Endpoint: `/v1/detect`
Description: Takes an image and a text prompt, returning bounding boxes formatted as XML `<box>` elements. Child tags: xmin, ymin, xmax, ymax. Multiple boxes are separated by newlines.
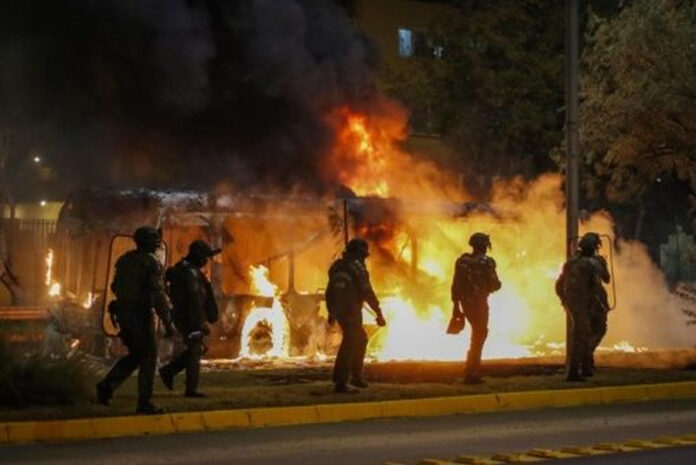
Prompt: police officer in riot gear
<box><xmin>159</xmin><ymin>240</ymin><xmax>220</xmax><ymax>397</ymax></box>
<box><xmin>556</xmin><ymin>232</ymin><xmax>610</xmax><ymax>381</ymax></box>
<box><xmin>326</xmin><ymin>238</ymin><xmax>386</xmax><ymax>393</ymax></box>
<box><xmin>451</xmin><ymin>232</ymin><xmax>501</xmax><ymax>384</ymax></box>
<box><xmin>96</xmin><ymin>226</ymin><xmax>174</xmax><ymax>414</ymax></box>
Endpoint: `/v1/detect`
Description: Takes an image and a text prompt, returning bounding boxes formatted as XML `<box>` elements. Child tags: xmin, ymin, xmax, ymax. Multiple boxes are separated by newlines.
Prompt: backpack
<box><xmin>562</xmin><ymin>256</ymin><xmax>596</xmax><ymax>307</ymax></box>
<box><xmin>325</xmin><ymin>259</ymin><xmax>359</xmax><ymax>317</ymax></box>
<box><xmin>111</xmin><ymin>250</ymin><xmax>149</xmax><ymax>303</ymax></box>
<box><xmin>453</xmin><ymin>254</ymin><xmax>494</xmax><ymax>301</ymax></box>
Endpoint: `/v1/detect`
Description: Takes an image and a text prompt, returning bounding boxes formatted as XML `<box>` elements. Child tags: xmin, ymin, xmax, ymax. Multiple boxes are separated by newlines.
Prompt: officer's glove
<box><xmin>375</xmin><ymin>313</ymin><xmax>386</xmax><ymax>327</ymax></box>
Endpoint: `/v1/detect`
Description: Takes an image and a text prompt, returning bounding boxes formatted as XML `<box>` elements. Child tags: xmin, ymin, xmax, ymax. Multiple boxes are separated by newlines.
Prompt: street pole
<box><xmin>565</xmin><ymin>0</ymin><xmax>580</xmax><ymax>365</ymax></box>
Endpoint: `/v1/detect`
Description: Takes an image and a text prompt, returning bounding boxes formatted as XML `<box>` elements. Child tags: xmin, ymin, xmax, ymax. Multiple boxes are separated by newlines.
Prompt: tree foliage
<box><xmin>382</xmin><ymin>0</ymin><xmax>565</xmax><ymax>193</ymax></box>
<box><xmin>581</xmin><ymin>0</ymin><xmax>696</xmax><ymax>203</ymax></box>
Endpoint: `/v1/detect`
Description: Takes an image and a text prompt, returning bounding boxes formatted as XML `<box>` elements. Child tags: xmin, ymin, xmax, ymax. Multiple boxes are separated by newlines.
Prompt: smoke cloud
<box><xmin>0</xmin><ymin>0</ymin><xmax>376</xmax><ymax>196</ymax></box>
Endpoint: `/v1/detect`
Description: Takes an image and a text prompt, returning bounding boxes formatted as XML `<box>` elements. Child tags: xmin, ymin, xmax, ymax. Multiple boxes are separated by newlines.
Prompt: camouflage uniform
<box><xmin>160</xmin><ymin>252</ymin><xmax>219</xmax><ymax>397</ymax></box>
<box><xmin>451</xmin><ymin>251</ymin><xmax>501</xmax><ymax>382</ymax></box>
<box><xmin>327</xmin><ymin>248</ymin><xmax>383</xmax><ymax>391</ymax></box>
<box><xmin>97</xmin><ymin>243</ymin><xmax>173</xmax><ymax>412</ymax></box>
<box><xmin>556</xmin><ymin>255</ymin><xmax>603</xmax><ymax>380</ymax></box>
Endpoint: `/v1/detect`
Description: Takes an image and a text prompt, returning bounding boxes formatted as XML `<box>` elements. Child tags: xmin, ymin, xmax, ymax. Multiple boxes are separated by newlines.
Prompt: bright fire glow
<box><xmin>325</xmin><ymin>107</ymin><xmax>657</xmax><ymax>361</ymax></box>
<box><xmin>82</xmin><ymin>292</ymin><xmax>95</xmax><ymax>309</ymax></box>
<box><xmin>238</xmin><ymin>266</ymin><xmax>289</xmax><ymax>358</ymax></box>
<box><xmin>45</xmin><ymin>249</ymin><xmax>53</xmax><ymax>286</ymax></box>
<box><xmin>45</xmin><ymin>249</ymin><xmax>62</xmax><ymax>298</ymax></box>
<box><xmin>610</xmin><ymin>340</ymin><xmax>648</xmax><ymax>353</ymax></box>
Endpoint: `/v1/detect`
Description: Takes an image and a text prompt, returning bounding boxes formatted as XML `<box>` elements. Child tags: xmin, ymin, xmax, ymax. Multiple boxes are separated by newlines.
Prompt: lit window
<box><xmin>433</xmin><ymin>45</ymin><xmax>445</xmax><ymax>59</ymax></box>
<box><xmin>398</xmin><ymin>28</ymin><xmax>413</xmax><ymax>57</ymax></box>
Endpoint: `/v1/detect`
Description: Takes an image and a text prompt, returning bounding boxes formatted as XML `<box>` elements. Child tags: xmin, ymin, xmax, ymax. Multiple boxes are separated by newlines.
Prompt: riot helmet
<box><xmin>133</xmin><ymin>226</ymin><xmax>161</xmax><ymax>253</ymax></box>
<box><xmin>345</xmin><ymin>238</ymin><xmax>370</xmax><ymax>259</ymax></box>
<box><xmin>578</xmin><ymin>232</ymin><xmax>601</xmax><ymax>255</ymax></box>
<box><xmin>469</xmin><ymin>232</ymin><xmax>491</xmax><ymax>251</ymax></box>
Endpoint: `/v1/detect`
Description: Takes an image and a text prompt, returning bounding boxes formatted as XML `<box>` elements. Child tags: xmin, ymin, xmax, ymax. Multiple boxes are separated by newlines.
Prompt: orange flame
<box><xmin>45</xmin><ymin>249</ymin><xmax>62</xmax><ymax>298</ymax></box>
<box><xmin>239</xmin><ymin>266</ymin><xmax>289</xmax><ymax>359</ymax></box>
<box><xmin>324</xmin><ymin>104</ymin><xmax>676</xmax><ymax>361</ymax></box>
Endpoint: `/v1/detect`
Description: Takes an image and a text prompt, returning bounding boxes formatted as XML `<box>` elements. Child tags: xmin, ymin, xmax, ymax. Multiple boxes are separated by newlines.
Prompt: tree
<box><xmin>381</xmin><ymin>0</ymin><xmax>566</xmax><ymax>194</ymax></box>
<box><xmin>581</xmin><ymin>0</ymin><xmax>696</xmax><ymax>204</ymax></box>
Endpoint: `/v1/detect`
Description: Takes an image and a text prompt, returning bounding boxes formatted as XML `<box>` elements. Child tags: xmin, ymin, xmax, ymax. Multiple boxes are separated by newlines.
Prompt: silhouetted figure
<box><xmin>451</xmin><ymin>232</ymin><xmax>501</xmax><ymax>384</ymax></box>
<box><xmin>326</xmin><ymin>238</ymin><xmax>386</xmax><ymax>393</ymax></box>
<box><xmin>97</xmin><ymin>226</ymin><xmax>174</xmax><ymax>414</ymax></box>
<box><xmin>160</xmin><ymin>240</ymin><xmax>220</xmax><ymax>397</ymax></box>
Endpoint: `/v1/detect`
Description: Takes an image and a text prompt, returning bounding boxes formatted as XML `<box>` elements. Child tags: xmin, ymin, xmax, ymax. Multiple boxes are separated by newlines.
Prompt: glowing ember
<box><xmin>238</xmin><ymin>266</ymin><xmax>289</xmax><ymax>359</ymax></box>
<box><xmin>82</xmin><ymin>292</ymin><xmax>95</xmax><ymax>309</ymax></box>
<box><xmin>608</xmin><ymin>340</ymin><xmax>648</xmax><ymax>353</ymax></box>
<box><xmin>48</xmin><ymin>282</ymin><xmax>62</xmax><ymax>297</ymax></box>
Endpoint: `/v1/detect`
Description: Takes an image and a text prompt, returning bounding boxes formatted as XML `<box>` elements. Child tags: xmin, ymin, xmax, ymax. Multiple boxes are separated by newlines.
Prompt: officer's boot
<box><xmin>159</xmin><ymin>365</ymin><xmax>175</xmax><ymax>391</ymax></box>
<box><xmin>95</xmin><ymin>380</ymin><xmax>113</xmax><ymax>406</ymax></box>
<box><xmin>136</xmin><ymin>400</ymin><xmax>164</xmax><ymax>415</ymax></box>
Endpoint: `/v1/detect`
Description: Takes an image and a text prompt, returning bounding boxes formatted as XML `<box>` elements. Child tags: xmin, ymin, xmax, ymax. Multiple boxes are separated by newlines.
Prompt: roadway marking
<box><xmin>389</xmin><ymin>433</ymin><xmax>696</xmax><ymax>465</ymax></box>
<box><xmin>454</xmin><ymin>456</ymin><xmax>505</xmax><ymax>465</ymax></box>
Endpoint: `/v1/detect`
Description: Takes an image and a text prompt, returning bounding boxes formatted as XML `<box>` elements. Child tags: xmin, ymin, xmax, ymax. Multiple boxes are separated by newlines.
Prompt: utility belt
<box><xmin>108</xmin><ymin>300</ymin><xmax>152</xmax><ymax>325</ymax></box>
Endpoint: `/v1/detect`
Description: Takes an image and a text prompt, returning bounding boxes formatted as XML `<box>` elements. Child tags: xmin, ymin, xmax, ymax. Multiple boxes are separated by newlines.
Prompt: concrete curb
<box><xmin>2</xmin><ymin>381</ymin><xmax>696</xmax><ymax>445</ymax></box>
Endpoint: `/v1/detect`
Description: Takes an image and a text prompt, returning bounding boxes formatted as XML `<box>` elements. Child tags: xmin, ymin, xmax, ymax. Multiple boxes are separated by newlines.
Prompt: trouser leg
<box><xmin>350</xmin><ymin>327</ymin><xmax>368</xmax><ymax>382</ymax></box>
<box><xmin>185</xmin><ymin>341</ymin><xmax>204</xmax><ymax>395</ymax></box>
<box><xmin>100</xmin><ymin>352</ymin><xmax>140</xmax><ymax>392</ymax></box>
<box><xmin>164</xmin><ymin>345</ymin><xmax>189</xmax><ymax>377</ymax></box>
<box><xmin>585</xmin><ymin>310</ymin><xmax>607</xmax><ymax>371</ymax></box>
<box><xmin>131</xmin><ymin>319</ymin><xmax>157</xmax><ymax>404</ymax></box>
<box><xmin>99</xmin><ymin>323</ymin><xmax>142</xmax><ymax>392</ymax></box>
<box><xmin>465</xmin><ymin>306</ymin><xmax>489</xmax><ymax>379</ymax></box>
<box><xmin>567</xmin><ymin>307</ymin><xmax>590</xmax><ymax>378</ymax></box>
<box><xmin>332</xmin><ymin>312</ymin><xmax>362</xmax><ymax>386</ymax></box>
<box><xmin>333</xmin><ymin>327</ymin><xmax>353</xmax><ymax>386</ymax></box>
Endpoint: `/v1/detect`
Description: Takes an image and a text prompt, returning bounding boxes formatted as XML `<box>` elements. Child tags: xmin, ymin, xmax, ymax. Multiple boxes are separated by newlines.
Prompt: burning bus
<box><xmin>46</xmin><ymin>186</ymin><xmax>499</xmax><ymax>361</ymax></box>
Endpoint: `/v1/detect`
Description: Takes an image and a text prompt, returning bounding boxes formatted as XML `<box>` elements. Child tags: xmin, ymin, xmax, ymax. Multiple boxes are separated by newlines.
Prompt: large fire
<box><xmin>320</xmin><ymin>106</ymin><xmax>671</xmax><ymax>361</ymax></box>
<box><xmin>238</xmin><ymin>266</ymin><xmax>290</xmax><ymax>358</ymax></box>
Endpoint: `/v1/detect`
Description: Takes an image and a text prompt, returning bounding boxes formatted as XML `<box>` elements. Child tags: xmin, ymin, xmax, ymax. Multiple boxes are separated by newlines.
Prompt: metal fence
<box><xmin>1</xmin><ymin>218</ymin><xmax>56</xmax><ymax>306</ymax></box>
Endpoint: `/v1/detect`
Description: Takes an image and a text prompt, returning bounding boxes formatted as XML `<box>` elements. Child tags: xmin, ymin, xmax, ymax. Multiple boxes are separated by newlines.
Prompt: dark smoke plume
<box><xmin>0</xmin><ymin>0</ymin><xmax>376</xmax><ymax>198</ymax></box>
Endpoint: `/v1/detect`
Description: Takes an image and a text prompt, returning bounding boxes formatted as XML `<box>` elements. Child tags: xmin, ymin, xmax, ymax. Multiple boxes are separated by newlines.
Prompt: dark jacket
<box><xmin>166</xmin><ymin>259</ymin><xmax>218</xmax><ymax>334</ymax></box>
<box><xmin>110</xmin><ymin>250</ymin><xmax>171</xmax><ymax>324</ymax></box>
<box><xmin>326</xmin><ymin>255</ymin><xmax>380</xmax><ymax>317</ymax></box>
<box><xmin>556</xmin><ymin>255</ymin><xmax>606</xmax><ymax>310</ymax></box>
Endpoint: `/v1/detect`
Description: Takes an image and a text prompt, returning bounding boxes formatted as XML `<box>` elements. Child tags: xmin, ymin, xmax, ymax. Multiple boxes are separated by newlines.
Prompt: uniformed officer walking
<box><xmin>450</xmin><ymin>232</ymin><xmax>501</xmax><ymax>384</ymax></box>
<box><xmin>159</xmin><ymin>240</ymin><xmax>220</xmax><ymax>397</ymax></box>
<box><xmin>326</xmin><ymin>238</ymin><xmax>386</xmax><ymax>393</ymax></box>
<box><xmin>96</xmin><ymin>226</ymin><xmax>174</xmax><ymax>414</ymax></box>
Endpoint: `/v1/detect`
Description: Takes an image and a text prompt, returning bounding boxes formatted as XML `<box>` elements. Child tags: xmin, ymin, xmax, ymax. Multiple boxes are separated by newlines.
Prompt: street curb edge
<box><xmin>2</xmin><ymin>380</ymin><xmax>696</xmax><ymax>444</ymax></box>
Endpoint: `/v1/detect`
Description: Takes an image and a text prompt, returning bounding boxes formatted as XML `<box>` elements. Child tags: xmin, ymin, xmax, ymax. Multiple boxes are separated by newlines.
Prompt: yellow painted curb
<box><xmin>2</xmin><ymin>381</ymin><xmax>696</xmax><ymax>445</ymax></box>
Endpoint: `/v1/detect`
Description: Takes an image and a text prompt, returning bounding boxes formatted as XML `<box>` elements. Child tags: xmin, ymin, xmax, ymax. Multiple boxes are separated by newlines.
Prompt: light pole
<box><xmin>565</xmin><ymin>0</ymin><xmax>580</xmax><ymax>363</ymax></box>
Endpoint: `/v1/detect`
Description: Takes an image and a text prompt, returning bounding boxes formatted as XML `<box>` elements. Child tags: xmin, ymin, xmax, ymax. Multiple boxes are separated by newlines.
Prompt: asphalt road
<box><xmin>2</xmin><ymin>399</ymin><xmax>696</xmax><ymax>465</ymax></box>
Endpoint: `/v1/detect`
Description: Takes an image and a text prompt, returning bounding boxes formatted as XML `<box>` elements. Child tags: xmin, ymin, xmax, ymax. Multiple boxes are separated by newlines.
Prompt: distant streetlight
<box><xmin>33</xmin><ymin>156</ymin><xmax>41</xmax><ymax>163</ymax></box>
<box><xmin>40</xmin><ymin>200</ymin><xmax>47</xmax><ymax>207</ymax></box>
